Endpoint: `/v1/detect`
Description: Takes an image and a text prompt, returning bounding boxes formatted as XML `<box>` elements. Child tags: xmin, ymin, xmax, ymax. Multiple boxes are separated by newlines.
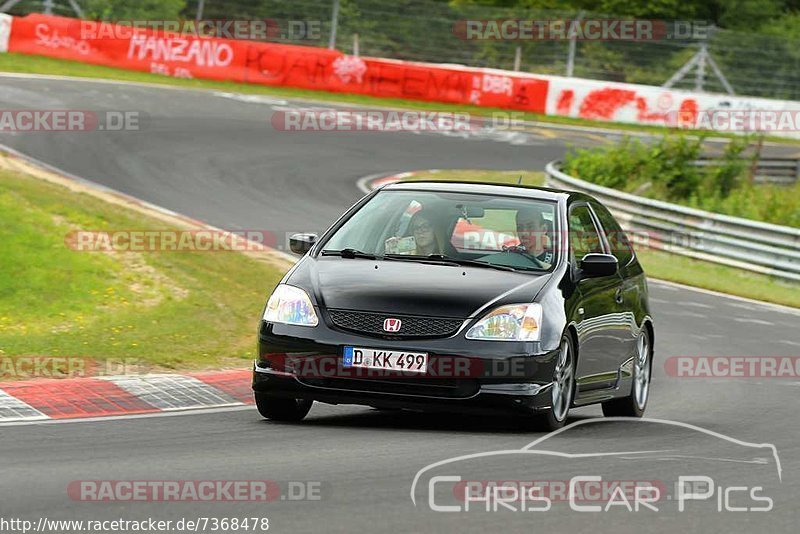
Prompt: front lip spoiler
<box><xmin>254</xmin><ymin>362</ymin><xmax>552</xmax><ymax>399</ymax></box>
<box><xmin>254</xmin><ymin>365</ymin><xmax>293</xmax><ymax>377</ymax></box>
<box><xmin>255</xmin><ymin>364</ymin><xmax>481</xmax><ymax>400</ymax></box>
<box><xmin>479</xmin><ymin>382</ymin><xmax>552</xmax><ymax>396</ymax></box>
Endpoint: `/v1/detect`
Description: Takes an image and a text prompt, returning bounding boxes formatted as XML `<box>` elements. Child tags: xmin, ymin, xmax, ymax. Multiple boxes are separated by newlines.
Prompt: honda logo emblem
<box><xmin>383</xmin><ymin>318</ymin><xmax>402</xmax><ymax>332</ymax></box>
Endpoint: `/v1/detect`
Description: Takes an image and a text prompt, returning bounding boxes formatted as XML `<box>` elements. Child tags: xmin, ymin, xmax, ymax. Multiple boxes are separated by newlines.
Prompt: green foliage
<box><xmin>688</xmin><ymin>181</ymin><xmax>800</xmax><ymax>228</ymax></box>
<box><xmin>449</xmin><ymin>0</ymin><xmax>800</xmax><ymax>95</ymax></box>
<box><xmin>760</xmin><ymin>11</ymin><xmax>800</xmax><ymax>38</ymax></box>
<box><xmin>82</xmin><ymin>0</ymin><xmax>187</xmax><ymax>21</ymax></box>
<box><xmin>717</xmin><ymin>0</ymin><xmax>784</xmax><ymax>30</ymax></box>
<box><xmin>454</xmin><ymin>0</ymin><xmax>792</xmax><ymax>31</ymax></box>
<box><xmin>562</xmin><ymin>135</ymin><xmax>704</xmax><ymax>197</ymax></box>
<box><xmin>562</xmin><ymin>134</ymin><xmax>799</xmax><ymax>227</ymax></box>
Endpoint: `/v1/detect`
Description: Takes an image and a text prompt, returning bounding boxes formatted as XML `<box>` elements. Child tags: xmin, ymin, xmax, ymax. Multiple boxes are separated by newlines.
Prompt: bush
<box><xmin>562</xmin><ymin>134</ymin><xmax>798</xmax><ymax>228</ymax></box>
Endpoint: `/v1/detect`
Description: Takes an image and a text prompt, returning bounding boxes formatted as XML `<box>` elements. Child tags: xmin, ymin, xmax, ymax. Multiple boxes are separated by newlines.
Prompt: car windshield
<box><xmin>320</xmin><ymin>189</ymin><xmax>558</xmax><ymax>272</ymax></box>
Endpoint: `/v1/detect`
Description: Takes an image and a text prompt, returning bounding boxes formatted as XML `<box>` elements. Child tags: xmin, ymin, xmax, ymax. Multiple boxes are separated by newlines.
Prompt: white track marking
<box><xmin>649</xmin><ymin>279</ymin><xmax>800</xmax><ymax>316</ymax></box>
<box><xmin>0</xmin><ymin>390</ymin><xmax>48</xmax><ymax>422</ymax></box>
<box><xmin>101</xmin><ymin>375</ymin><xmax>240</xmax><ymax>411</ymax></box>
<box><xmin>0</xmin><ymin>404</ymin><xmax>254</xmax><ymax>427</ymax></box>
<box><xmin>733</xmin><ymin>317</ymin><xmax>774</xmax><ymax>326</ymax></box>
<box><xmin>660</xmin><ymin>310</ymin><xmax>707</xmax><ymax>319</ymax></box>
<box><xmin>679</xmin><ymin>301</ymin><xmax>714</xmax><ymax>309</ymax></box>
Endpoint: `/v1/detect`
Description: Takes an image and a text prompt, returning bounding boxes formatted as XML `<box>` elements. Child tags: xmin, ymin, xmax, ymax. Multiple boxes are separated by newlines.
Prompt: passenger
<box><xmin>408</xmin><ymin>210</ymin><xmax>445</xmax><ymax>256</ymax></box>
<box><xmin>385</xmin><ymin>209</ymin><xmax>459</xmax><ymax>257</ymax></box>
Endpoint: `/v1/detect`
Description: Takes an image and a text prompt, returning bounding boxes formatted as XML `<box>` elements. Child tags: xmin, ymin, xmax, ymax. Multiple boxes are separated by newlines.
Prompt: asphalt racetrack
<box><xmin>1</xmin><ymin>76</ymin><xmax>799</xmax><ymax>533</ymax></box>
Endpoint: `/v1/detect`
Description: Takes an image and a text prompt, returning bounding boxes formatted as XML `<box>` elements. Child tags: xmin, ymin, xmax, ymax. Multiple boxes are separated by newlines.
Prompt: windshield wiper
<box><xmin>321</xmin><ymin>248</ymin><xmax>379</xmax><ymax>260</ymax></box>
<box><xmin>386</xmin><ymin>253</ymin><xmax>519</xmax><ymax>272</ymax></box>
<box><xmin>384</xmin><ymin>253</ymin><xmax>460</xmax><ymax>267</ymax></box>
<box><xmin>425</xmin><ymin>254</ymin><xmax>520</xmax><ymax>272</ymax></box>
<box><xmin>322</xmin><ymin>251</ymin><xmax>525</xmax><ymax>272</ymax></box>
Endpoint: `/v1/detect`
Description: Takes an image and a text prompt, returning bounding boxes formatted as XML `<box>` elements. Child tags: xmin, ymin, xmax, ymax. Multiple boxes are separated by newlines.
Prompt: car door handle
<box><xmin>614</xmin><ymin>288</ymin><xmax>624</xmax><ymax>304</ymax></box>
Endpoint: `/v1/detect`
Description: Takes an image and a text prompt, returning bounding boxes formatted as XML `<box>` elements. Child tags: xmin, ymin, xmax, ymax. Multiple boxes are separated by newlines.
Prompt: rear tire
<box><xmin>255</xmin><ymin>393</ymin><xmax>313</xmax><ymax>422</ymax></box>
<box><xmin>602</xmin><ymin>327</ymin><xmax>652</xmax><ymax>418</ymax></box>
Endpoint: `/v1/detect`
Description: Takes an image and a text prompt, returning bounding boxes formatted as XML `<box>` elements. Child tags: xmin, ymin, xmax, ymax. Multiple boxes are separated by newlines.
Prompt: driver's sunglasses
<box><xmin>412</xmin><ymin>222</ymin><xmax>433</xmax><ymax>233</ymax></box>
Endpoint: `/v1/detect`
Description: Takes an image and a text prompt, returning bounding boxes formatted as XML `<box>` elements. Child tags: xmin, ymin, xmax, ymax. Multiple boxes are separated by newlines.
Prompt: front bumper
<box><xmin>252</xmin><ymin>321</ymin><xmax>560</xmax><ymax>416</ymax></box>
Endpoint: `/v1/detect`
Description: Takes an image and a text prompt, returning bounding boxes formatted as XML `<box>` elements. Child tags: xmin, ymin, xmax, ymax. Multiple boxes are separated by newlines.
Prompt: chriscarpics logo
<box><xmin>411</xmin><ymin>418</ymin><xmax>781</xmax><ymax>515</ymax></box>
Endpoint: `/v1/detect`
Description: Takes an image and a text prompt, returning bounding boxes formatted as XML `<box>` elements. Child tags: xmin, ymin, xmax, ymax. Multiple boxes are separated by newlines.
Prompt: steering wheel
<box><xmin>484</xmin><ymin>246</ymin><xmax>547</xmax><ymax>269</ymax></box>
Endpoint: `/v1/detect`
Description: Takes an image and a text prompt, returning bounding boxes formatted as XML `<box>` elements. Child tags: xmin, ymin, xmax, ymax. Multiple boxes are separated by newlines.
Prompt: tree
<box><xmin>82</xmin><ymin>0</ymin><xmax>187</xmax><ymax>21</ymax></box>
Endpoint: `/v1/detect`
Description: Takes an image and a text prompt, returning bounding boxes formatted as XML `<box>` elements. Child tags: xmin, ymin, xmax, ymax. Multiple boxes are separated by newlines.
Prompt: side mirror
<box><xmin>289</xmin><ymin>233</ymin><xmax>318</xmax><ymax>254</ymax></box>
<box><xmin>580</xmin><ymin>253</ymin><xmax>618</xmax><ymax>278</ymax></box>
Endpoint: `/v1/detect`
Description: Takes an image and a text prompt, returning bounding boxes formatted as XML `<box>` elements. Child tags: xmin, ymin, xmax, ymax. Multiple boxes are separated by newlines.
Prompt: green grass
<box><xmin>0</xmin><ymin>166</ymin><xmax>286</xmax><ymax>377</ymax></box>
<box><xmin>633</xmin><ymin>249</ymin><xmax>800</xmax><ymax>308</ymax></box>
<box><xmin>405</xmin><ymin>170</ymin><xmax>800</xmax><ymax>308</ymax></box>
<box><xmin>2</xmin><ymin>52</ymin><xmax>798</xmax><ymax>145</ymax></box>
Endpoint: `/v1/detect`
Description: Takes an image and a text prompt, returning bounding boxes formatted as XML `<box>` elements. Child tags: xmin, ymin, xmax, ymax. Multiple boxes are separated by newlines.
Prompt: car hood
<box><xmin>287</xmin><ymin>257</ymin><xmax>551</xmax><ymax>319</ymax></box>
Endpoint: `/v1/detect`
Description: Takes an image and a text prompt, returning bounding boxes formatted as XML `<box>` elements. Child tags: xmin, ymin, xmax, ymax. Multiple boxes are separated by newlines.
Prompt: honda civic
<box><xmin>253</xmin><ymin>181</ymin><xmax>654</xmax><ymax>430</ymax></box>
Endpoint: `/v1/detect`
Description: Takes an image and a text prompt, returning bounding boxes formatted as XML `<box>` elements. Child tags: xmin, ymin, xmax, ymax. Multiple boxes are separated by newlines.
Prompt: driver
<box><xmin>512</xmin><ymin>207</ymin><xmax>554</xmax><ymax>266</ymax></box>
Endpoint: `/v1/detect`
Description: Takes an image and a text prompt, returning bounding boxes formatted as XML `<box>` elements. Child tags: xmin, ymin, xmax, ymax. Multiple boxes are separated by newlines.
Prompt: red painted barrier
<box><xmin>6</xmin><ymin>14</ymin><xmax>549</xmax><ymax>113</ymax></box>
<box><xmin>10</xmin><ymin>14</ymin><xmax>798</xmax><ymax>136</ymax></box>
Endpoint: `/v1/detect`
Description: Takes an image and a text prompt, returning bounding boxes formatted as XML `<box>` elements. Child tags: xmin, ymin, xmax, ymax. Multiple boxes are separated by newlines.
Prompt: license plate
<box><xmin>343</xmin><ymin>346</ymin><xmax>428</xmax><ymax>373</ymax></box>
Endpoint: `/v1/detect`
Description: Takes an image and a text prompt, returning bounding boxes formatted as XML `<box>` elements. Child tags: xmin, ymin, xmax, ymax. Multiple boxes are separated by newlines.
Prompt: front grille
<box><xmin>327</xmin><ymin>309</ymin><xmax>463</xmax><ymax>338</ymax></box>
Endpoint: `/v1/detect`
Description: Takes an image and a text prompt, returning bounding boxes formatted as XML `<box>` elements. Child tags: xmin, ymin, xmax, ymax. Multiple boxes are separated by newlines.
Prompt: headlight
<box><xmin>466</xmin><ymin>303</ymin><xmax>542</xmax><ymax>341</ymax></box>
<box><xmin>263</xmin><ymin>285</ymin><xmax>318</xmax><ymax>327</ymax></box>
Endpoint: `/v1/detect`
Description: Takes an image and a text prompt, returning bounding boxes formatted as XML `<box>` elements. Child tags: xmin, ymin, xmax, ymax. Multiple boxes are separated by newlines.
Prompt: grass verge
<box><xmin>1</xmin><ymin>52</ymin><xmax>798</xmax><ymax>145</ymax></box>
<box><xmin>406</xmin><ymin>170</ymin><xmax>800</xmax><ymax>308</ymax></box>
<box><xmin>0</xmin><ymin>161</ymin><xmax>286</xmax><ymax>378</ymax></box>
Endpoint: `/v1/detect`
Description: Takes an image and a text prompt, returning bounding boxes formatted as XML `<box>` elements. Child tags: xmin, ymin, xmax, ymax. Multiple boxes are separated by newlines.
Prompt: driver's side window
<box><xmin>568</xmin><ymin>205</ymin><xmax>604</xmax><ymax>264</ymax></box>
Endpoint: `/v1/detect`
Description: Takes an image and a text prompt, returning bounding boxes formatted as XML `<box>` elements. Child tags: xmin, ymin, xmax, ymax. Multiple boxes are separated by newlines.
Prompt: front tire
<box><xmin>531</xmin><ymin>333</ymin><xmax>575</xmax><ymax>431</ymax></box>
<box><xmin>602</xmin><ymin>327</ymin><xmax>652</xmax><ymax>418</ymax></box>
<box><xmin>255</xmin><ymin>393</ymin><xmax>313</xmax><ymax>422</ymax></box>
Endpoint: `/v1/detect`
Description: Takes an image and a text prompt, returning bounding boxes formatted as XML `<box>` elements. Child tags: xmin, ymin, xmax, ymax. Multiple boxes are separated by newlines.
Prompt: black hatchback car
<box><xmin>253</xmin><ymin>181</ymin><xmax>654</xmax><ymax>430</ymax></box>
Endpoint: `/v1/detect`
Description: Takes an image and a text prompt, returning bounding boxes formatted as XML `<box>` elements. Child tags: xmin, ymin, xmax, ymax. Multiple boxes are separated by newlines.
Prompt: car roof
<box><xmin>382</xmin><ymin>180</ymin><xmax>575</xmax><ymax>202</ymax></box>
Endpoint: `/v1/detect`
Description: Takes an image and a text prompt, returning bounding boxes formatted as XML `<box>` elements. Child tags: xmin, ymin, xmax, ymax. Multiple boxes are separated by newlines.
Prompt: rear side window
<box><xmin>591</xmin><ymin>202</ymin><xmax>634</xmax><ymax>266</ymax></box>
<box><xmin>568</xmin><ymin>204</ymin><xmax>604</xmax><ymax>263</ymax></box>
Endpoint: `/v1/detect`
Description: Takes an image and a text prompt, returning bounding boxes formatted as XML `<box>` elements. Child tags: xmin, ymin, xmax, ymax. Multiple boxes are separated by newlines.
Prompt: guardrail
<box><xmin>545</xmin><ymin>161</ymin><xmax>800</xmax><ymax>282</ymax></box>
<box><xmin>692</xmin><ymin>157</ymin><xmax>799</xmax><ymax>185</ymax></box>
